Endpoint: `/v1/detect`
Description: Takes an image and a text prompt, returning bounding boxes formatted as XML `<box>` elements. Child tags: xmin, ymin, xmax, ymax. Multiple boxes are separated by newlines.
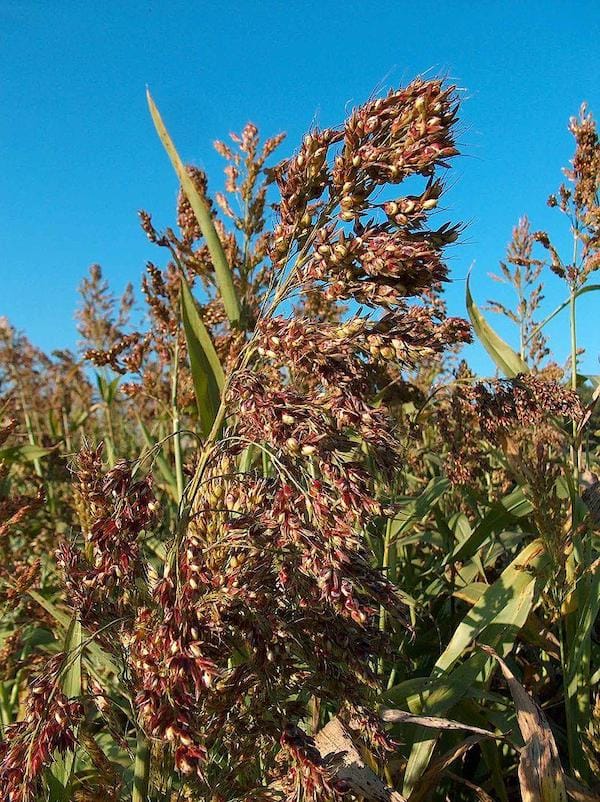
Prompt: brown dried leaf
<box><xmin>481</xmin><ymin>645</ymin><xmax>567</xmax><ymax>802</ymax></box>
<box><xmin>564</xmin><ymin>776</ymin><xmax>600</xmax><ymax>802</ymax></box>
<box><xmin>409</xmin><ymin>735</ymin><xmax>484</xmax><ymax>802</ymax></box>
<box><xmin>381</xmin><ymin>708</ymin><xmax>504</xmax><ymax>740</ymax></box>
<box><xmin>581</xmin><ymin>470</ymin><xmax>600</xmax><ymax>526</ymax></box>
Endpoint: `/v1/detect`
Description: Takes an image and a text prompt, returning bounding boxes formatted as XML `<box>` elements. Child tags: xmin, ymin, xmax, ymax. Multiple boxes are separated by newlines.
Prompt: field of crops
<box><xmin>0</xmin><ymin>78</ymin><xmax>598</xmax><ymax>802</ymax></box>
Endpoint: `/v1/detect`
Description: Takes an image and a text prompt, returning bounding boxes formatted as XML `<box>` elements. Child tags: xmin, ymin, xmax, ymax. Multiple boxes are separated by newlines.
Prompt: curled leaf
<box><xmin>481</xmin><ymin>645</ymin><xmax>567</xmax><ymax>802</ymax></box>
<box><xmin>381</xmin><ymin>708</ymin><xmax>504</xmax><ymax>740</ymax></box>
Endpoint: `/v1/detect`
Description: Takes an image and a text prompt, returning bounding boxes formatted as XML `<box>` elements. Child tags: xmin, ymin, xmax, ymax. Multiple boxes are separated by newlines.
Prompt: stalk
<box><xmin>132</xmin><ymin>729</ymin><xmax>151</xmax><ymax>802</ymax></box>
<box><xmin>563</xmin><ymin>237</ymin><xmax>592</xmax><ymax>781</ymax></box>
<box><xmin>517</xmin><ymin>273</ymin><xmax>525</xmax><ymax>362</ymax></box>
<box><xmin>19</xmin><ymin>387</ymin><xmax>60</xmax><ymax>515</ymax></box>
<box><xmin>569</xmin><ymin>285</ymin><xmax>579</xmax><ymax>479</ymax></box>
<box><xmin>563</xmin><ymin>279</ymin><xmax>580</xmax><ymax>774</ymax></box>
<box><xmin>171</xmin><ymin>338</ymin><xmax>185</xmax><ymax>502</ymax></box>
<box><xmin>560</xmin><ymin>619</ymin><xmax>577</xmax><ymax>776</ymax></box>
<box><xmin>104</xmin><ymin>400</ymin><xmax>116</xmax><ymax>467</ymax></box>
<box><xmin>378</xmin><ymin>519</ymin><xmax>393</xmax><ymax>676</ymax></box>
<box><xmin>61</xmin><ymin>405</ymin><xmax>72</xmax><ymax>453</ymax></box>
<box><xmin>19</xmin><ymin>390</ymin><xmax>42</xmax><ymax>478</ymax></box>
<box><xmin>0</xmin><ymin>681</ymin><xmax>12</xmax><ymax>730</ymax></box>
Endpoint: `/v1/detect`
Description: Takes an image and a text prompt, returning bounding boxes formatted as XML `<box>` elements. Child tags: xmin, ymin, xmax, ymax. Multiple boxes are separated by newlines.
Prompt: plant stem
<box><xmin>0</xmin><ymin>681</ymin><xmax>12</xmax><ymax>729</ymax></box>
<box><xmin>104</xmin><ymin>401</ymin><xmax>116</xmax><ymax>467</ymax></box>
<box><xmin>564</xmin><ymin>266</ymin><xmax>592</xmax><ymax>782</ymax></box>
<box><xmin>378</xmin><ymin>516</ymin><xmax>399</xmax><ymax>679</ymax></box>
<box><xmin>569</xmin><ymin>285</ymin><xmax>579</xmax><ymax>473</ymax></box>
<box><xmin>132</xmin><ymin>729</ymin><xmax>151</xmax><ymax>802</ymax></box>
<box><xmin>171</xmin><ymin>338</ymin><xmax>185</xmax><ymax>502</ymax></box>
<box><xmin>517</xmin><ymin>278</ymin><xmax>525</xmax><ymax>362</ymax></box>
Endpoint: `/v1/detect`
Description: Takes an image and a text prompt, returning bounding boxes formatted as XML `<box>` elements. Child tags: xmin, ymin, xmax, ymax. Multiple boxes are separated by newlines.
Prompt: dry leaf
<box><xmin>581</xmin><ymin>471</ymin><xmax>600</xmax><ymax>526</ymax></box>
<box><xmin>381</xmin><ymin>708</ymin><xmax>504</xmax><ymax>740</ymax></box>
<box><xmin>481</xmin><ymin>645</ymin><xmax>567</xmax><ymax>802</ymax></box>
<box><xmin>409</xmin><ymin>735</ymin><xmax>484</xmax><ymax>802</ymax></box>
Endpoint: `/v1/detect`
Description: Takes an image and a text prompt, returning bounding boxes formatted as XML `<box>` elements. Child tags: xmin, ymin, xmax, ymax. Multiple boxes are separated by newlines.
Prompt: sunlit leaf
<box><xmin>28</xmin><ymin>590</ymin><xmax>119</xmax><ymax>677</ymax></box>
<box><xmin>180</xmin><ymin>275</ymin><xmax>224</xmax><ymax>437</ymax></box>
<box><xmin>525</xmin><ymin>284</ymin><xmax>600</xmax><ymax>346</ymax></box>
<box><xmin>466</xmin><ymin>271</ymin><xmax>529</xmax><ymax>377</ymax></box>
<box><xmin>402</xmin><ymin>540</ymin><xmax>546</xmax><ymax>796</ymax></box>
<box><xmin>448</xmin><ymin>486</ymin><xmax>533</xmax><ymax>563</ymax></box>
<box><xmin>147</xmin><ymin>89</ymin><xmax>241</xmax><ymax>326</ymax></box>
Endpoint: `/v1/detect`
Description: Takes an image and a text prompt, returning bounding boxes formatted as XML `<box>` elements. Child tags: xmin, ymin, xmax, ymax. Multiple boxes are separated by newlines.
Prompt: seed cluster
<box><xmin>0</xmin><ymin>656</ymin><xmax>83</xmax><ymax>802</ymax></box>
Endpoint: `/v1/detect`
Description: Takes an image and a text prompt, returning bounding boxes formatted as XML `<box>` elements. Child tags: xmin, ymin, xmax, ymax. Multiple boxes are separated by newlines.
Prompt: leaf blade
<box><xmin>147</xmin><ymin>89</ymin><xmax>241</xmax><ymax>326</ymax></box>
<box><xmin>180</xmin><ymin>276</ymin><xmax>225</xmax><ymax>436</ymax></box>
<box><xmin>482</xmin><ymin>646</ymin><xmax>567</xmax><ymax>802</ymax></box>
<box><xmin>466</xmin><ymin>271</ymin><xmax>529</xmax><ymax>377</ymax></box>
<box><xmin>49</xmin><ymin>614</ymin><xmax>82</xmax><ymax>797</ymax></box>
<box><xmin>401</xmin><ymin>540</ymin><xmax>546</xmax><ymax>796</ymax></box>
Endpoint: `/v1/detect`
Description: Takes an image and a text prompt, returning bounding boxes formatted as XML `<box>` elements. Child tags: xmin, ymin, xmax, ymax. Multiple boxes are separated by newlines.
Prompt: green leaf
<box><xmin>388</xmin><ymin>477</ymin><xmax>449</xmax><ymax>539</ymax></box>
<box><xmin>96</xmin><ymin>373</ymin><xmax>121</xmax><ymax>405</ymax></box>
<box><xmin>0</xmin><ymin>444</ymin><xmax>55</xmax><ymax>463</ymax></box>
<box><xmin>180</xmin><ymin>276</ymin><xmax>225</xmax><ymax>437</ymax></box>
<box><xmin>147</xmin><ymin>89</ymin><xmax>241</xmax><ymax>326</ymax></box>
<box><xmin>401</xmin><ymin>540</ymin><xmax>546</xmax><ymax>796</ymax></box>
<box><xmin>447</xmin><ymin>486</ymin><xmax>533</xmax><ymax>564</ymax></box>
<box><xmin>455</xmin><ymin>583</ymin><xmax>561</xmax><ymax>659</ymax></box>
<box><xmin>96</xmin><ymin>373</ymin><xmax>107</xmax><ymax>401</ymax></box>
<box><xmin>587</xmin><ymin>375</ymin><xmax>600</xmax><ymax>390</ymax></box>
<box><xmin>565</xmin><ymin>565</ymin><xmax>600</xmax><ymax>726</ymax></box>
<box><xmin>466</xmin><ymin>271</ymin><xmax>529</xmax><ymax>377</ymax></box>
<box><xmin>61</xmin><ymin>614</ymin><xmax>82</xmax><ymax>699</ymax></box>
<box><xmin>49</xmin><ymin>614</ymin><xmax>82</xmax><ymax>797</ymax></box>
<box><xmin>382</xmin><ymin>674</ymin><xmax>506</xmax><ymax>711</ymax></box>
<box><xmin>27</xmin><ymin>590</ymin><xmax>119</xmax><ymax>677</ymax></box>
<box><xmin>436</xmin><ymin>539</ymin><xmax>546</xmax><ymax>674</ymax></box>
<box><xmin>138</xmin><ymin>418</ymin><xmax>178</xmax><ymax>495</ymax></box>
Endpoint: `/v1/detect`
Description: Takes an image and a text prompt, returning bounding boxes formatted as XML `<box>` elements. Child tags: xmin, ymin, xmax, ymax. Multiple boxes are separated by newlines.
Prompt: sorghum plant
<box><xmin>524</xmin><ymin>105</ymin><xmax>599</xmax><ymax>778</ymax></box>
<box><xmin>130</xmin><ymin>77</ymin><xmax>470</xmax><ymax>800</ymax></box>
<box><xmin>0</xmin><ymin>79</ymin><xmax>598</xmax><ymax>802</ymax></box>
<box><xmin>1</xmin><ymin>77</ymin><xmax>473</xmax><ymax>802</ymax></box>
<box><xmin>487</xmin><ymin>216</ymin><xmax>550</xmax><ymax>368</ymax></box>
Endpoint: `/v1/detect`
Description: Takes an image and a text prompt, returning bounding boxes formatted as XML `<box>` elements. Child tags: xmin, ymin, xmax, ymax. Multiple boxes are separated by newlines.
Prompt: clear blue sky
<box><xmin>1</xmin><ymin>1</ymin><xmax>599</xmax><ymax>375</ymax></box>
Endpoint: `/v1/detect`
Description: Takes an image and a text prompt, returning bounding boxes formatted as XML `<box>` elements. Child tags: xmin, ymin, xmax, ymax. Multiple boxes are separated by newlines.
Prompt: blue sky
<box><xmin>1</xmin><ymin>1</ymin><xmax>599</xmax><ymax>375</ymax></box>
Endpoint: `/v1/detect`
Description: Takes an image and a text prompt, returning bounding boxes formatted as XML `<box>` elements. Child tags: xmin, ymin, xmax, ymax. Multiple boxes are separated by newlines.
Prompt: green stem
<box><xmin>171</xmin><ymin>339</ymin><xmax>185</xmax><ymax>503</ymax></box>
<box><xmin>564</xmin><ymin>275</ymin><xmax>592</xmax><ymax>782</ymax></box>
<box><xmin>560</xmin><ymin>619</ymin><xmax>577</xmax><ymax>774</ymax></box>
<box><xmin>61</xmin><ymin>406</ymin><xmax>73</xmax><ymax>453</ymax></box>
<box><xmin>564</xmin><ymin>285</ymin><xmax>580</xmax><ymax>775</ymax></box>
<box><xmin>378</xmin><ymin>519</ymin><xmax>394</xmax><ymax>677</ymax></box>
<box><xmin>132</xmin><ymin>729</ymin><xmax>151</xmax><ymax>802</ymax></box>
<box><xmin>20</xmin><ymin>394</ymin><xmax>42</xmax><ymax>478</ymax></box>
<box><xmin>569</xmin><ymin>286</ymin><xmax>579</xmax><ymax>464</ymax></box>
<box><xmin>104</xmin><ymin>400</ymin><xmax>116</xmax><ymax>467</ymax></box>
<box><xmin>0</xmin><ymin>681</ymin><xmax>12</xmax><ymax>730</ymax></box>
<box><xmin>19</xmin><ymin>388</ymin><xmax>59</xmax><ymax>514</ymax></box>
